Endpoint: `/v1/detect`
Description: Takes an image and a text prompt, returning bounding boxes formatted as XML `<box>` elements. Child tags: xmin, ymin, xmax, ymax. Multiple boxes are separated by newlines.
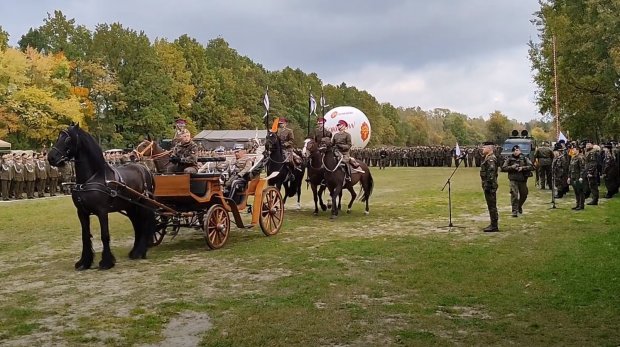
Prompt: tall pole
<box><xmin>553</xmin><ymin>35</ymin><xmax>560</xmax><ymax>139</ymax></box>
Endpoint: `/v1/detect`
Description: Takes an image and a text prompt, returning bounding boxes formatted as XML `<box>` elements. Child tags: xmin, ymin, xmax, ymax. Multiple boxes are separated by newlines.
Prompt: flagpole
<box><xmin>320</xmin><ymin>88</ymin><xmax>325</xmax><ymax>139</ymax></box>
<box><xmin>553</xmin><ymin>35</ymin><xmax>560</xmax><ymax>139</ymax></box>
<box><xmin>307</xmin><ymin>89</ymin><xmax>312</xmax><ymax>137</ymax></box>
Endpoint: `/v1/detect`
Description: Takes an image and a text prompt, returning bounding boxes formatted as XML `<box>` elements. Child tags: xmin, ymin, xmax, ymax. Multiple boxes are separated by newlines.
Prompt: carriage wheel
<box><xmin>203</xmin><ymin>204</ymin><xmax>230</xmax><ymax>250</ymax></box>
<box><xmin>259</xmin><ymin>186</ymin><xmax>284</xmax><ymax>236</ymax></box>
<box><xmin>149</xmin><ymin>215</ymin><xmax>168</xmax><ymax>247</ymax></box>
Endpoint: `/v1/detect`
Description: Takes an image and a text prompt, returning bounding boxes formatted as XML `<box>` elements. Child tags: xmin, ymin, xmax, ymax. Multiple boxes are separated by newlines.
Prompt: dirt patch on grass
<box><xmin>141</xmin><ymin>311</ymin><xmax>212</xmax><ymax>347</ymax></box>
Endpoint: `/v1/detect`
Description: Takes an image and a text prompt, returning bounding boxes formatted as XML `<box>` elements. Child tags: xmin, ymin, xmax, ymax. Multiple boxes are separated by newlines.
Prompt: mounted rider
<box><xmin>277</xmin><ymin>118</ymin><xmax>302</xmax><ymax>170</ymax></box>
<box><xmin>167</xmin><ymin>130</ymin><xmax>199</xmax><ymax>174</ymax></box>
<box><xmin>313</xmin><ymin>117</ymin><xmax>332</xmax><ymax>147</ymax></box>
<box><xmin>332</xmin><ymin>119</ymin><xmax>365</xmax><ymax>180</ymax></box>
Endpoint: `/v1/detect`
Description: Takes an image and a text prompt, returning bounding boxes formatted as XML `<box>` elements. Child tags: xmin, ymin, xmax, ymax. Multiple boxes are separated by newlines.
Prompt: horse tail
<box><xmin>360</xmin><ymin>171</ymin><xmax>374</xmax><ymax>202</ymax></box>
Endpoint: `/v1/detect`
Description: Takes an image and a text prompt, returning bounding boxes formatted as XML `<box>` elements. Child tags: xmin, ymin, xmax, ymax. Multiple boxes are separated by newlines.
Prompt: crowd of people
<box><xmin>0</xmin><ymin>152</ymin><xmax>74</xmax><ymax>201</ymax></box>
<box><xmin>479</xmin><ymin>139</ymin><xmax>619</xmax><ymax>232</ymax></box>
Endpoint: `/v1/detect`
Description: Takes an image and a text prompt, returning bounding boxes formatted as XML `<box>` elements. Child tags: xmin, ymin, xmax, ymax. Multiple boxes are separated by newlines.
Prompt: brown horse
<box><xmin>133</xmin><ymin>139</ymin><xmax>171</xmax><ymax>173</ymax></box>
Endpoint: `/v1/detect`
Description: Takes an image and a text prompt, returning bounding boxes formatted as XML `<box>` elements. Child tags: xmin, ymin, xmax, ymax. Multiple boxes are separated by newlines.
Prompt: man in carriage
<box><xmin>172</xmin><ymin>118</ymin><xmax>190</xmax><ymax>146</ymax></box>
<box><xmin>224</xmin><ymin>147</ymin><xmax>255</xmax><ymax>202</ymax></box>
<box><xmin>332</xmin><ymin>119</ymin><xmax>365</xmax><ymax>180</ymax></box>
<box><xmin>167</xmin><ymin>130</ymin><xmax>199</xmax><ymax>174</ymax></box>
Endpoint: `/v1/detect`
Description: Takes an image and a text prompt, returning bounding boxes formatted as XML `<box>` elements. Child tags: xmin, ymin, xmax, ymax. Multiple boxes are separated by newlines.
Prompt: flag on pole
<box><xmin>455</xmin><ymin>142</ymin><xmax>461</xmax><ymax>157</ymax></box>
<box><xmin>309</xmin><ymin>93</ymin><xmax>317</xmax><ymax>116</ymax></box>
<box><xmin>320</xmin><ymin>92</ymin><xmax>327</xmax><ymax>108</ymax></box>
<box><xmin>262</xmin><ymin>89</ymin><xmax>269</xmax><ymax>120</ymax></box>
<box><xmin>558</xmin><ymin>131</ymin><xmax>568</xmax><ymax>142</ymax></box>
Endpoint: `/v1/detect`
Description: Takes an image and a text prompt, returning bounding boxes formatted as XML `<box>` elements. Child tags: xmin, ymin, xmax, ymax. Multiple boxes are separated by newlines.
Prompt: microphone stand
<box><xmin>440</xmin><ymin>154</ymin><xmax>466</xmax><ymax>230</ymax></box>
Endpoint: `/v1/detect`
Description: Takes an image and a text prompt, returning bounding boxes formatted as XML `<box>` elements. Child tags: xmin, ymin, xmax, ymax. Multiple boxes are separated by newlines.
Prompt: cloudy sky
<box><xmin>1</xmin><ymin>0</ymin><xmax>542</xmax><ymax>122</ymax></box>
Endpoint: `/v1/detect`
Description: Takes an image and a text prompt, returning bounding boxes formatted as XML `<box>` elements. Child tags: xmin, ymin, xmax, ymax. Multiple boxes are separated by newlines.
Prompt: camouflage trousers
<box><xmin>509</xmin><ymin>180</ymin><xmax>528</xmax><ymax>213</ymax></box>
<box><xmin>483</xmin><ymin>189</ymin><xmax>498</xmax><ymax>226</ymax></box>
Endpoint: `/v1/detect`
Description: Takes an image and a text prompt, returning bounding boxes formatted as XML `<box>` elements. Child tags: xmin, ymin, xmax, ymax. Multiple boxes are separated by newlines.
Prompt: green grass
<box><xmin>0</xmin><ymin>167</ymin><xmax>618</xmax><ymax>346</ymax></box>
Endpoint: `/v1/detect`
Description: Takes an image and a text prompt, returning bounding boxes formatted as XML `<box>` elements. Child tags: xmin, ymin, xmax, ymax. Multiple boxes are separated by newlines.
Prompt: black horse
<box><xmin>301</xmin><ymin>138</ymin><xmax>328</xmax><ymax>215</ymax></box>
<box><xmin>321</xmin><ymin>145</ymin><xmax>374</xmax><ymax>219</ymax></box>
<box><xmin>264</xmin><ymin>131</ymin><xmax>304</xmax><ymax>208</ymax></box>
<box><xmin>48</xmin><ymin>124</ymin><xmax>156</xmax><ymax>270</ymax></box>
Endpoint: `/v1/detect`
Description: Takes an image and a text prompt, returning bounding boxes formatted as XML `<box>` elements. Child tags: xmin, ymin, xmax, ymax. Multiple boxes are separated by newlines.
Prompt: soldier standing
<box><xmin>379</xmin><ymin>147</ymin><xmax>388</xmax><ymax>170</ymax></box>
<box><xmin>534</xmin><ymin>141</ymin><xmax>554</xmax><ymax>189</ymax></box>
<box><xmin>568</xmin><ymin>144</ymin><xmax>586</xmax><ymax>210</ymax></box>
<box><xmin>584</xmin><ymin>140</ymin><xmax>600</xmax><ymax>205</ymax></box>
<box><xmin>480</xmin><ymin>141</ymin><xmax>499</xmax><ymax>232</ymax></box>
<box><xmin>1</xmin><ymin>154</ymin><xmax>12</xmax><ymax>200</ymax></box>
<box><xmin>602</xmin><ymin>143</ymin><xmax>619</xmax><ymax>198</ymax></box>
<box><xmin>24</xmin><ymin>155</ymin><xmax>36</xmax><ymax>199</ymax></box>
<box><xmin>502</xmin><ymin>145</ymin><xmax>534</xmax><ymax>217</ymax></box>
<box><xmin>48</xmin><ymin>163</ymin><xmax>60</xmax><ymax>196</ymax></box>
<box><xmin>35</xmin><ymin>153</ymin><xmax>48</xmax><ymax>198</ymax></box>
<box><xmin>12</xmin><ymin>154</ymin><xmax>24</xmax><ymax>199</ymax></box>
<box><xmin>552</xmin><ymin>144</ymin><xmax>569</xmax><ymax>198</ymax></box>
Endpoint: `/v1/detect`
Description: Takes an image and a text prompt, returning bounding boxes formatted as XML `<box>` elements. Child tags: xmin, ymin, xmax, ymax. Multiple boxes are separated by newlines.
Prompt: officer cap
<box><xmin>512</xmin><ymin>145</ymin><xmax>520</xmax><ymax>152</ymax></box>
<box><xmin>317</xmin><ymin>118</ymin><xmax>326</xmax><ymax>124</ymax></box>
<box><xmin>604</xmin><ymin>142</ymin><xmax>613</xmax><ymax>149</ymax></box>
<box><xmin>482</xmin><ymin>141</ymin><xmax>494</xmax><ymax>146</ymax></box>
<box><xmin>175</xmin><ymin>118</ymin><xmax>187</xmax><ymax>125</ymax></box>
<box><xmin>278</xmin><ymin>118</ymin><xmax>288</xmax><ymax>124</ymax></box>
<box><xmin>337</xmin><ymin>119</ymin><xmax>348</xmax><ymax>127</ymax></box>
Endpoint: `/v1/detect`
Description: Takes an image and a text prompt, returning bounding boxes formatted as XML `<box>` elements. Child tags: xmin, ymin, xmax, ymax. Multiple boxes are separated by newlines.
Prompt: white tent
<box><xmin>194</xmin><ymin>130</ymin><xmax>267</xmax><ymax>150</ymax></box>
<box><xmin>0</xmin><ymin>139</ymin><xmax>11</xmax><ymax>152</ymax></box>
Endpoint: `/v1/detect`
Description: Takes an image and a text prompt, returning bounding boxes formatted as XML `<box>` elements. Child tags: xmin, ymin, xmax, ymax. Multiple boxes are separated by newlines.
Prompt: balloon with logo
<box><xmin>323</xmin><ymin>106</ymin><xmax>371</xmax><ymax>148</ymax></box>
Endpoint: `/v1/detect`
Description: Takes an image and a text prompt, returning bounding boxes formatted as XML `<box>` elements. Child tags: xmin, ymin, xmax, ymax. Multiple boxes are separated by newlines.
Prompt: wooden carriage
<box><xmin>145</xmin><ymin>163</ymin><xmax>284</xmax><ymax>249</ymax></box>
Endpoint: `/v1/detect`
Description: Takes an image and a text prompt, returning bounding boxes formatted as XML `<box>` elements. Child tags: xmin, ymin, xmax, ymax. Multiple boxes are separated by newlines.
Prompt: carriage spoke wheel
<box><xmin>204</xmin><ymin>204</ymin><xmax>230</xmax><ymax>250</ymax></box>
<box><xmin>259</xmin><ymin>186</ymin><xmax>284</xmax><ymax>236</ymax></box>
<box><xmin>149</xmin><ymin>215</ymin><xmax>169</xmax><ymax>247</ymax></box>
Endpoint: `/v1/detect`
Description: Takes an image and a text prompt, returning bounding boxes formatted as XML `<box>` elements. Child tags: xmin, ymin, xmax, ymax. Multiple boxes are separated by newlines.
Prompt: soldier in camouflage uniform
<box><xmin>502</xmin><ymin>145</ymin><xmax>534</xmax><ymax>217</ymax></box>
<box><xmin>534</xmin><ymin>142</ymin><xmax>554</xmax><ymax>189</ymax></box>
<box><xmin>568</xmin><ymin>144</ymin><xmax>586</xmax><ymax>210</ymax></box>
<box><xmin>602</xmin><ymin>143</ymin><xmax>619</xmax><ymax>198</ymax></box>
<box><xmin>168</xmin><ymin>131</ymin><xmax>199</xmax><ymax>174</ymax></box>
<box><xmin>172</xmin><ymin>118</ymin><xmax>190</xmax><ymax>146</ymax></box>
<box><xmin>583</xmin><ymin>140</ymin><xmax>600</xmax><ymax>205</ymax></box>
<box><xmin>552</xmin><ymin>143</ymin><xmax>569</xmax><ymax>198</ymax></box>
<box><xmin>480</xmin><ymin>141</ymin><xmax>499</xmax><ymax>232</ymax></box>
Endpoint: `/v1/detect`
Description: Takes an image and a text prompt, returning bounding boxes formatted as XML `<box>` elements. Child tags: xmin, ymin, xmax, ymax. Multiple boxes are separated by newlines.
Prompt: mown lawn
<box><xmin>0</xmin><ymin>167</ymin><xmax>618</xmax><ymax>346</ymax></box>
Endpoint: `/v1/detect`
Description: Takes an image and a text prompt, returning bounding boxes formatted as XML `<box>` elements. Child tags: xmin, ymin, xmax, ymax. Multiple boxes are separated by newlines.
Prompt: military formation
<box><xmin>0</xmin><ymin>152</ymin><xmax>74</xmax><ymax>201</ymax></box>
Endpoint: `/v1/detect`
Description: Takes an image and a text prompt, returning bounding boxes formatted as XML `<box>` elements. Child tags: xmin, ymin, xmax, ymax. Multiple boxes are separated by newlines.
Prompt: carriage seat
<box><xmin>189</xmin><ymin>172</ymin><xmax>221</xmax><ymax>196</ymax></box>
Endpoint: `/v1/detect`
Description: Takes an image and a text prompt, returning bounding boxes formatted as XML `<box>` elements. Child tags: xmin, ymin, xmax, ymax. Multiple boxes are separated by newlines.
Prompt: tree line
<box><xmin>1</xmin><ymin>10</ymin><xmax>555</xmax><ymax>150</ymax></box>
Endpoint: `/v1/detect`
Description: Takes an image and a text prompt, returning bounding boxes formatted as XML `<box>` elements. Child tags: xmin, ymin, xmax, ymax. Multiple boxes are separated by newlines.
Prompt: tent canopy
<box><xmin>194</xmin><ymin>130</ymin><xmax>267</xmax><ymax>150</ymax></box>
<box><xmin>0</xmin><ymin>139</ymin><xmax>10</xmax><ymax>148</ymax></box>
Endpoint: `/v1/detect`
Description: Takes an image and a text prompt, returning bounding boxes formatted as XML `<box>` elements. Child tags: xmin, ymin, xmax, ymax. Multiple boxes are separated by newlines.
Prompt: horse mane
<box><xmin>70</xmin><ymin>125</ymin><xmax>107</xmax><ymax>172</ymax></box>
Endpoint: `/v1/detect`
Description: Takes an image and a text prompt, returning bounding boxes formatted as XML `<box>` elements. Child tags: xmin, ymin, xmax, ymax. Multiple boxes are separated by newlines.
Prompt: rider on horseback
<box><xmin>313</xmin><ymin>117</ymin><xmax>333</xmax><ymax>148</ymax></box>
<box><xmin>332</xmin><ymin>119</ymin><xmax>365</xmax><ymax>180</ymax></box>
<box><xmin>277</xmin><ymin>118</ymin><xmax>302</xmax><ymax>171</ymax></box>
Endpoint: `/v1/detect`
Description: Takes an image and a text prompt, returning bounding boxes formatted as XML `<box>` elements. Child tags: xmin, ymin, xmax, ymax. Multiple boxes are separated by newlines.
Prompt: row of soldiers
<box><xmin>0</xmin><ymin>152</ymin><xmax>76</xmax><ymax>201</ymax></box>
<box><xmin>550</xmin><ymin>140</ymin><xmax>619</xmax><ymax>207</ymax></box>
<box><xmin>349</xmin><ymin>145</ymin><xmax>490</xmax><ymax>168</ymax></box>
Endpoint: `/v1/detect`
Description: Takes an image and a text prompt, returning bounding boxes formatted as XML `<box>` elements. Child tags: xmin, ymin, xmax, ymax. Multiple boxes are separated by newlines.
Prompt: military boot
<box><xmin>483</xmin><ymin>223</ymin><xmax>499</xmax><ymax>232</ymax></box>
<box><xmin>586</xmin><ymin>199</ymin><xmax>598</xmax><ymax>205</ymax></box>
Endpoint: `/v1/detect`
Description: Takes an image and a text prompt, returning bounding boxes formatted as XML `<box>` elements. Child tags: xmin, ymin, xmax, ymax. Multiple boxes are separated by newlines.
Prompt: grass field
<box><xmin>0</xmin><ymin>167</ymin><xmax>619</xmax><ymax>346</ymax></box>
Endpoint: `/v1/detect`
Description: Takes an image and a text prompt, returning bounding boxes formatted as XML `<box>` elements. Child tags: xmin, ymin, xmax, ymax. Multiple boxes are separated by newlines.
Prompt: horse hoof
<box><xmin>347</xmin><ymin>209</ymin><xmax>351</xmax><ymax>214</ymax></box>
<box><xmin>296</xmin><ymin>203</ymin><xmax>301</xmax><ymax>210</ymax></box>
<box><xmin>364</xmin><ymin>211</ymin><xmax>369</xmax><ymax>215</ymax></box>
<box><xmin>75</xmin><ymin>259</ymin><xmax>92</xmax><ymax>270</ymax></box>
<box><xmin>321</xmin><ymin>206</ymin><xmax>327</xmax><ymax>211</ymax></box>
<box><xmin>313</xmin><ymin>212</ymin><xmax>318</xmax><ymax>216</ymax></box>
<box><xmin>98</xmin><ymin>261</ymin><xmax>115</xmax><ymax>270</ymax></box>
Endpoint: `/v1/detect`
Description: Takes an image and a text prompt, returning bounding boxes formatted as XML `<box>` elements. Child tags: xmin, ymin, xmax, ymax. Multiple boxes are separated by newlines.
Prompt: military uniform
<box><xmin>534</xmin><ymin>144</ymin><xmax>554</xmax><ymax>189</ymax></box>
<box><xmin>24</xmin><ymin>157</ymin><xmax>36</xmax><ymax>199</ymax></box>
<box><xmin>480</xmin><ymin>149</ymin><xmax>499</xmax><ymax>231</ymax></box>
<box><xmin>35</xmin><ymin>157</ymin><xmax>48</xmax><ymax>197</ymax></box>
<box><xmin>12</xmin><ymin>157</ymin><xmax>24</xmax><ymax>199</ymax></box>
<box><xmin>225</xmin><ymin>152</ymin><xmax>254</xmax><ymax>201</ymax></box>
<box><xmin>584</xmin><ymin>146</ymin><xmax>600</xmax><ymax>205</ymax></box>
<box><xmin>379</xmin><ymin>149</ymin><xmax>388</xmax><ymax>169</ymax></box>
<box><xmin>569</xmin><ymin>150</ymin><xmax>586</xmax><ymax>210</ymax></box>
<box><xmin>48</xmin><ymin>164</ymin><xmax>60</xmax><ymax>196</ymax></box>
<box><xmin>168</xmin><ymin>140</ymin><xmax>199</xmax><ymax>174</ymax></box>
<box><xmin>312</xmin><ymin>125</ymin><xmax>332</xmax><ymax>147</ymax></box>
<box><xmin>502</xmin><ymin>151</ymin><xmax>533</xmax><ymax>216</ymax></box>
<box><xmin>552</xmin><ymin>149</ymin><xmax>569</xmax><ymax>198</ymax></box>
<box><xmin>602</xmin><ymin>146</ymin><xmax>619</xmax><ymax>198</ymax></box>
<box><xmin>277</xmin><ymin>124</ymin><xmax>300</xmax><ymax>167</ymax></box>
<box><xmin>1</xmin><ymin>156</ymin><xmax>13</xmax><ymax>200</ymax></box>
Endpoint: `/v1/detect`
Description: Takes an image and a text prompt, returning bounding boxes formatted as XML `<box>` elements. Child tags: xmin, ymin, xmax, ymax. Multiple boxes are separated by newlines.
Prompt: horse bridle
<box><xmin>49</xmin><ymin>129</ymin><xmax>75</xmax><ymax>164</ymax></box>
<box><xmin>133</xmin><ymin>140</ymin><xmax>170</xmax><ymax>160</ymax></box>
